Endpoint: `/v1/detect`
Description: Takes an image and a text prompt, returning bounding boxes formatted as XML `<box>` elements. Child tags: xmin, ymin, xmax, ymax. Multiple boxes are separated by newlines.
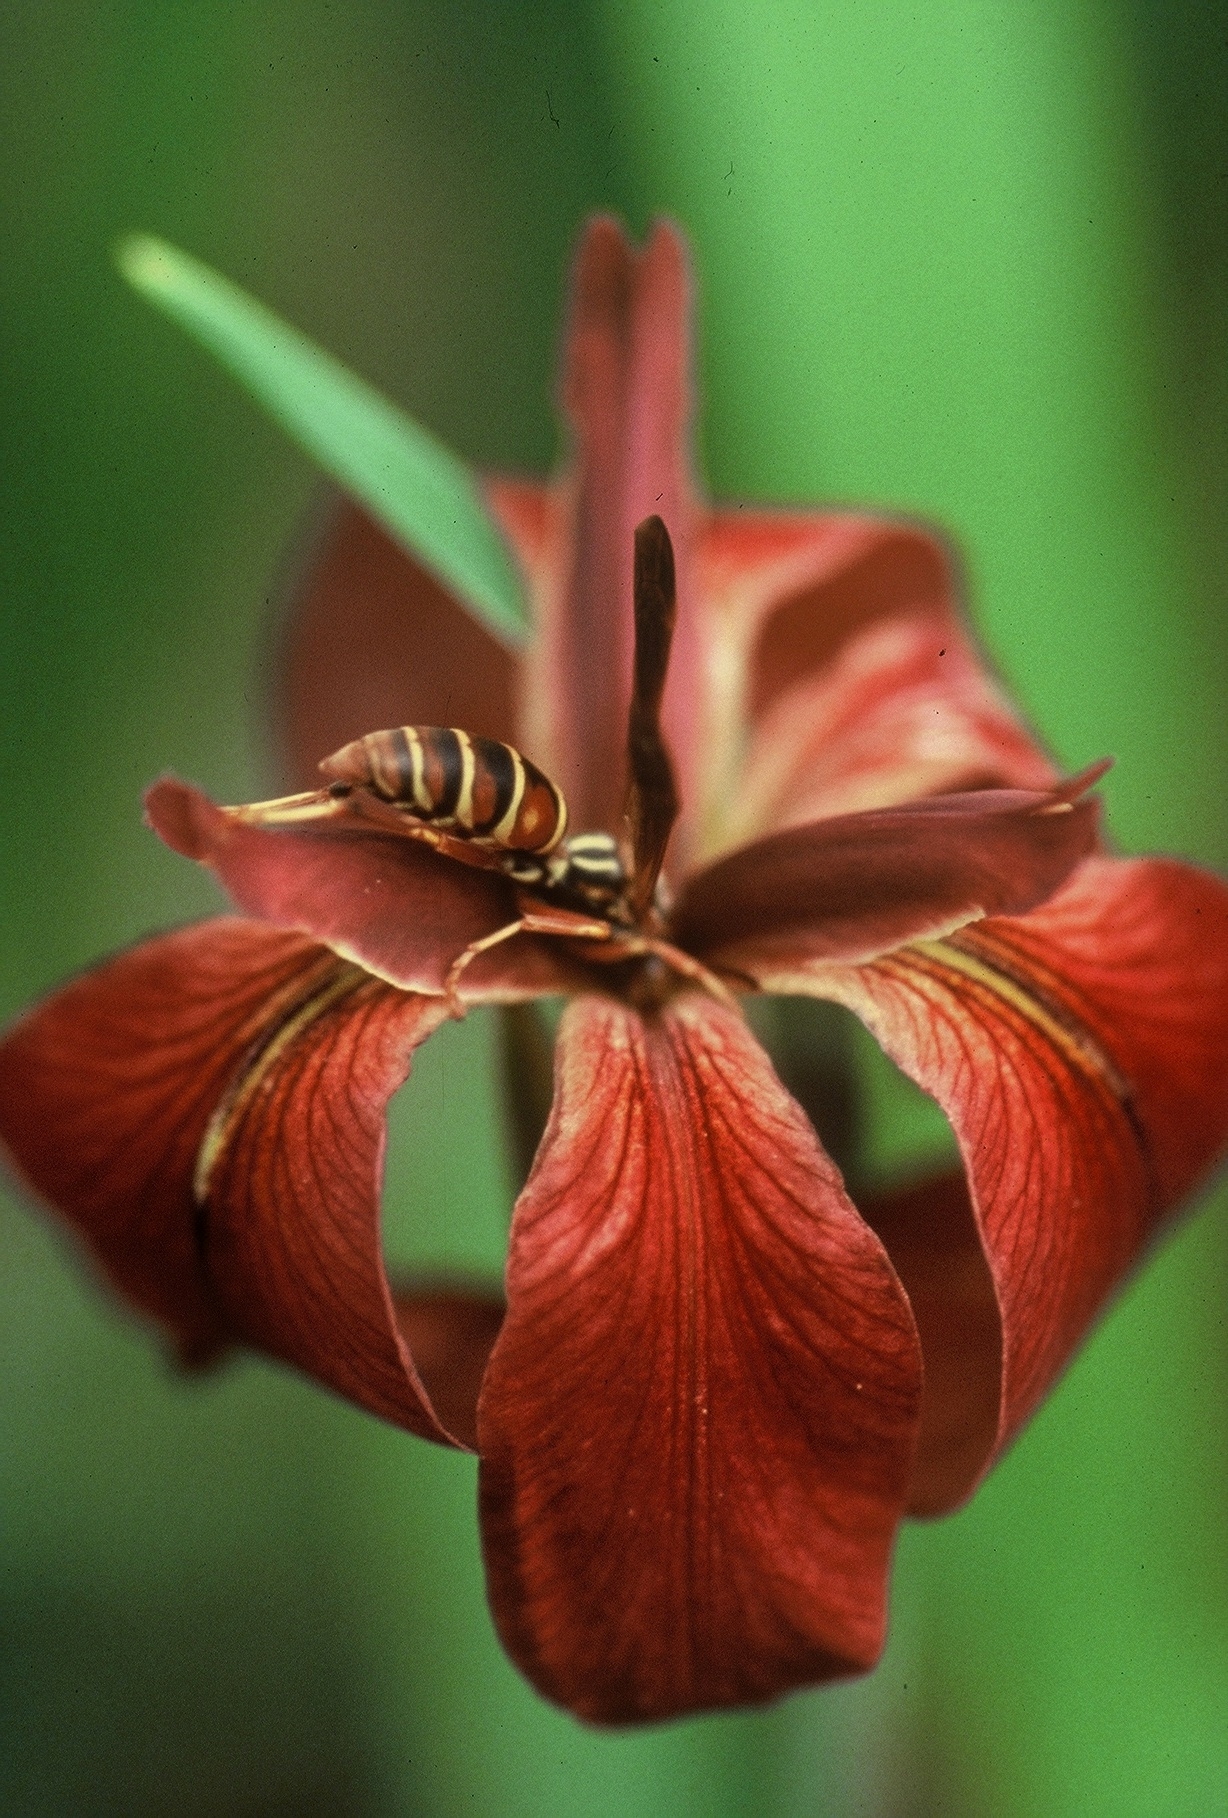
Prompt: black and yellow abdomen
<box><xmin>319</xmin><ymin>726</ymin><xmax>568</xmax><ymax>854</ymax></box>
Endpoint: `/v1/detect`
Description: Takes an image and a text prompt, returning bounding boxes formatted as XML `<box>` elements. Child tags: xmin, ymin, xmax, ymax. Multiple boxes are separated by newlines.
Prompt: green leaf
<box><xmin>115</xmin><ymin>234</ymin><xmax>529</xmax><ymax>645</ymax></box>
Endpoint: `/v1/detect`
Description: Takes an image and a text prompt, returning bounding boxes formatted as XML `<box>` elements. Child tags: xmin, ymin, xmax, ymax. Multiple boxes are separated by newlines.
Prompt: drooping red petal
<box><xmin>795</xmin><ymin>856</ymin><xmax>1228</xmax><ymax>1507</ymax></box>
<box><xmin>197</xmin><ymin>974</ymin><xmax>500</xmax><ymax>1445</ymax></box>
<box><xmin>674</xmin><ymin>772</ymin><xmax>1103</xmax><ymax>973</ymax></box>
<box><xmin>692</xmin><ymin>512</ymin><xmax>1054</xmax><ymax>856</ymax></box>
<box><xmin>146</xmin><ymin>777</ymin><xmax>579</xmax><ymax>1002</ymax></box>
<box><xmin>0</xmin><ymin>915</ymin><xmax>506</xmax><ymax>1446</ymax></box>
<box><xmin>0</xmin><ymin>921</ymin><xmax>343</xmax><ymax>1363</ymax></box>
<box><xmin>521</xmin><ymin>217</ymin><xmax>700</xmax><ymax>839</ymax></box>
<box><xmin>477</xmin><ymin>992</ymin><xmax>922</xmax><ymax>1724</ymax></box>
<box><xmin>273</xmin><ymin>496</ymin><xmax>520</xmax><ymax>792</ymax></box>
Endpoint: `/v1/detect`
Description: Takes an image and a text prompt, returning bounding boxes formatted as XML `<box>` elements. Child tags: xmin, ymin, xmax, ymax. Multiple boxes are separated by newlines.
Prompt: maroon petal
<box><xmin>525</xmin><ymin>217</ymin><xmax>700</xmax><ymax>837</ymax></box>
<box><xmin>395</xmin><ymin>1285</ymin><xmax>505</xmax><ymax>1451</ymax></box>
<box><xmin>675</xmin><ymin>771</ymin><xmax>1104</xmax><ymax>972</ymax></box>
<box><xmin>197</xmin><ymin>975</ymin><xmax>495</xmax><ymax>1444</ymax></box>
<box><xmin>813</xmin><ymin>856</ymin><xmax>1228</xmax><ymax>1506</ymax></box>
<box><xmin>483</xmin><ymin>476</ymin><xmax>574</xmax><ymax>787</ymax></box>
<box><xmin>0</xmin><ymin>921</ymin><xmax>347</xmax><ymax>1364</ymax></box>
<box><xmin>146</xmin><ymin>778</ymin><xmax>578</xmax><ymax>1001</ymax></box>
<box><xmin>477</xmin><ymin>991</ymin><xmax>922</xmax><ymax>1724</ymax></box>
<box><xmin>858</xmin><ymin>1172</ymin><xmax>1001</xmax><ymax>1517</ymax></box>
<box><xmin>274</xmin><ymin>496</ymin><xmax>520</xmax><ymax>792</ymax></box>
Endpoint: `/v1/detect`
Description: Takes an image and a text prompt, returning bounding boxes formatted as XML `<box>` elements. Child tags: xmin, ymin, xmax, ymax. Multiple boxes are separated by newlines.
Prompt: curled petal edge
<box><xmin>724</xmin><ymin>608</ymin><xmax>1059</xmax><ymax>851</ymax></box>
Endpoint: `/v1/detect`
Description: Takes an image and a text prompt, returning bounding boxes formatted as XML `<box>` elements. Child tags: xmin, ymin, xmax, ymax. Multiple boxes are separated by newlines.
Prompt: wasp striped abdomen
<box><xmin>319</xmin><ymin>726</ymin><xmax>568</xmax><ymax>854</ymax></box>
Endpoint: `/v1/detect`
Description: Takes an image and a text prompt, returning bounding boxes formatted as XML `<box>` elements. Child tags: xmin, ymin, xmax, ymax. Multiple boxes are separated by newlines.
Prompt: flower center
<box><xmin>310</xmin><ymin>516</ymin><xmax>681</xmax><ymax>942</ymax></box>
<box><xmin>225</xmin><ymin>520</ymin><xmax>725</xmax><ymax>1006</ymax></box>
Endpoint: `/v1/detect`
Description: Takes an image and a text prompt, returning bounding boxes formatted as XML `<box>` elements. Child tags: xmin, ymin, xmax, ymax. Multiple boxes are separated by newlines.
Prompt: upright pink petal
<box><xmin>524</xmin><ymin>218</ymin><xmax>699</xmax><ymax>838</ymax></box>
<box><xmin>478</xmin><ymin>993</ymin><xmax>922</xmax><ymax>1724</ymax></box>
<box><xmin>788</xmin><ymin>857</ymin><xmax>1228</xmax><ymax>1507</ymax></box>
<box><xmin>693</xmin><ymin>512</ymin><xmax>1053</xmax><ymax>856</ymax></box>
<box><xmin>727</xmin><ymin>610</ymin><xmax>1058</xmax><ymax>848</ymax></box>
<box><xmin>274</xmin><ymin>497</ymin><xmax>520</xmax><ymax>792</ymax></box>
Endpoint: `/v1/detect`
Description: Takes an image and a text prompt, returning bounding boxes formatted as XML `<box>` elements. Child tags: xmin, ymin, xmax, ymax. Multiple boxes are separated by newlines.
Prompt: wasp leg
<box><xmin>223</xmin><ymin>788</ymin><xmax>350</xmax><ymax>828</ymax></box>
<box><xmin>224</xmin><ymin>787</ymin><xmax>510</xmax><ymax>874</ymax></box>
<box><xmin>443</xmin><ymin>904</ymin><xmax>614</xmax><ymax>1015</ymax></box>
<box><xmin>579</xmin><ymin>930</ymin><xmax>743</xmax><ymax>1008</ymax></box>
<box><xmin>641</xmin><ymin>937</ymin><xmax>742</xmax><ymax>1007</ymax></box>
<box><xmin>342</xmin><ymin>793</ymin><xmax>510</xmax><ymax>872</ymax></box>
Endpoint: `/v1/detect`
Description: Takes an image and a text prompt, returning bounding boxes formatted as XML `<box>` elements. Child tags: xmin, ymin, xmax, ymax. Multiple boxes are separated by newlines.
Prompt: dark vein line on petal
<box><xmin>194</xmin><ymin>959</ymin><xmax>372</xmax><ymax>1210</ymax></box>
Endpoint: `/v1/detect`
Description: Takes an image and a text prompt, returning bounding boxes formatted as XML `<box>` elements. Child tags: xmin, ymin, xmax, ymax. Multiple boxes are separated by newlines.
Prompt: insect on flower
<box><xmin>320</xmin><ymin>725</ymin><xmax>571</xmax><ymax>862</ymax></box>
<box><xmin>236</xmin><ymin>516</ymin><xmax>730</xmax><ymax>1009</ymax></box>
<box><xmin>3</xmin><ymin>215</ymin><xmax>1228</xmax><ymax>1727</ymax></box>
<box><xmin>318</xmin><ymin>725</ymin><xmax>627</xmax><ymax>911</ymax></box>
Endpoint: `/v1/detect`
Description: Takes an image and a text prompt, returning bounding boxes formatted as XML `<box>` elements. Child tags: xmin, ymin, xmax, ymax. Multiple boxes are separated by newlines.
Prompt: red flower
<box><xmin>3</xmin><ymin>218</ymin><xmax>1228</xmax><ymax>1725</ymax></box>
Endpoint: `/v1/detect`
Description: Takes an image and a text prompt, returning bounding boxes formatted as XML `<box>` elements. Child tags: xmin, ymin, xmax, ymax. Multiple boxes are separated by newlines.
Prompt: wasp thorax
<box><xmin>556</xmin><ymin>832</ymin><xmax>626</xmax><ymax>894</ymax></box>
<box><xmin>319</xmin><ymin>725</ymin><xmax>567</xmax><ymax>854</ymax></box>
<box><xmin>500</xmin><ymin>830</ymin><xmax>629</xmax><ymax>916</ymax></box>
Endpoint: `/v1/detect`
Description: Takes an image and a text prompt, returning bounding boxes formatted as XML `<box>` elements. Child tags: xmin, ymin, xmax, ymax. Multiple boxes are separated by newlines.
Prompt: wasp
<box><xmin>224</xmin><ymin>521</ymin><xmax>732</xmax><ymax>1008</ymax></box>
<box><xmin>318</xmin><ymin>724</ymin><xmax>629</xmax><ymax>918</ymax></box>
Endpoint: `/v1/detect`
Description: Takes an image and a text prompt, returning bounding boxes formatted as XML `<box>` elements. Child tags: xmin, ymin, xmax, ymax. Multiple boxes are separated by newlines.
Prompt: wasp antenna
<box><xmin>623</xmin><ymin>515</ymin><xmax>680</xmax><ymax>921</ymax></box>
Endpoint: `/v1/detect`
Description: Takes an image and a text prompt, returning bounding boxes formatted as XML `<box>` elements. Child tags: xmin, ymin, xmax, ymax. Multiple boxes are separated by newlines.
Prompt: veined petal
<box><xmin>0</xmin><ymin>921</ymin><xmax>349</xmax><ymax>1363</ymax></box>
<box><xmin>955</xmin><ymin>858</ymin><xmax>1228</xmax><ymax>1209</ymax></box>
<box><xmin>796</xmin><ymin>857</ymin><xmax>1228</xmax><ymax>1507</ymax></box>
<box><xmin>0</xmin><ymin>918</ymin><xmax>505</xmax><ymax>1447</ymax></box>
<box><xmin>274</xmin><ymin>497</ymin><xmax>519</xmax><ymax>793</ymax></box>
<box><xmin>674</xmin><ymin>772</ymin><xmax>1102</xmax><ymax>973</ymax></box>
<box><xmin>196</xmin><ymin>973</ymin><xmax>492</xmax><ymax>1445</ymax></box>
<box><xmin>523</xmin><ymin>217</ymin><xmax>700</xmax><ymax>839</ymax></box>
<box><xmin>477</xmin><ymin>992</ymin><xmax>922</xmax><ymax>1724</ymax></box>
<box><xmin>146</xmin><ymin>777</ymin><xmax>578</xmax><ymax>1002</ymax></box>
<box><xmin>699</xmin><ymin>510</ymin><xmax>935</xmax><ymax>689</ymax></box>
<box><xmin>693</xmin><ymin>512</ymin><xmax>1053</xmax><ymax>856</ymax></box>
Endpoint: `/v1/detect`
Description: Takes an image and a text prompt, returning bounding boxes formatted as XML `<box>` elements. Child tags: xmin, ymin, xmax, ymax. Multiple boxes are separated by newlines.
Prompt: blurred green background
<box><xmin>2</xmin><ymin>3</ymin><xmax>1226</xmax><ymax>1813</ymax></box>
